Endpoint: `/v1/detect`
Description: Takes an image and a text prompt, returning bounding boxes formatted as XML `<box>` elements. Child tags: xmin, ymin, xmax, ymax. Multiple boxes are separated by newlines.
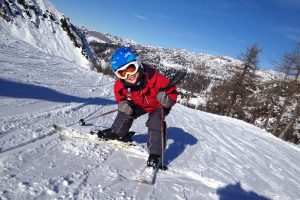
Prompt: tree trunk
<box><xmin>278</xmin><ymin>98</ymin><xmax>300</xmax><ymax>139</ymax></box>
<box><xmin>225</xmin><ymin>92</ymin><xmax>237</xmax><ymax>117</ymax></box>
<box><xmin>264</xmin><ymin>107</ymin><xmax>273</xmax><ymax>129</ymax></box>
<box><xmin>272</xmin><ymin>97</ymin><xmax>289</xmax><ymax>135</ymax></box>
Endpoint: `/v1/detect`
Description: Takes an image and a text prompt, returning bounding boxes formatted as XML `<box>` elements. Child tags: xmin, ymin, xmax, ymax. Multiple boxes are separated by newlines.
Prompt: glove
<box><xmin>118</xmin><ymin>100</ymin><xmax>133</xmax><ymax>115</ymax></box>
<box><xmin>156</xmin><ymin>91</ymin><xmax>172</xmax><ymax>108</ymax></box>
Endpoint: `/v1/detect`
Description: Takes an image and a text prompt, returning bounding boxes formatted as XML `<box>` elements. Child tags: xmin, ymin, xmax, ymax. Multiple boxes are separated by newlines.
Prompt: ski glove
<box><xmin>118</xmin><ymin>100</ymin><xmax>133</xmax><ymax>115</ymax></box>
<box><xmin>156</xmin><ymin>91</ymin><xmax>172</xmax><ymax>108</ymax></box>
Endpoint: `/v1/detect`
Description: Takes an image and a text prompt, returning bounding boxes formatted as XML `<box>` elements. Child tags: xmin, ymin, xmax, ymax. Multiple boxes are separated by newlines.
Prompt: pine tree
<box><xmin>224</xmin><ymin>44</ymin><xmax>261</xmax><ymax>118</ymax></box>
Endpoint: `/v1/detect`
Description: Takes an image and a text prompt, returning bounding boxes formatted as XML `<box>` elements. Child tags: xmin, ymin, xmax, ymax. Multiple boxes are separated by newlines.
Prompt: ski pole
<box><xmin>79</xmin><ymin>108</ymin><xmax>118</xmax><ymax>126</ymax></box>
<box><xmin>160</xmin><ymin>69</ymin><xmax>187</xmax><ymax>92</ymax></box>
<box><xmin>156</xmin><ymin>69</ymin><xmax>186</xmax><ymax>170</ymax></box>
<box><xmin>160</xmin><ymin>107</ymin><xmax>167</xmax><ymax>170</ymax></box>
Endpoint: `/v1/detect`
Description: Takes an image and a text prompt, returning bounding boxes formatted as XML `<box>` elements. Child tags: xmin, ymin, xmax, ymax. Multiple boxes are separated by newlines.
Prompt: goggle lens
<box><xmin>115</xmin><ymin>62</ymin><xmax>139</xmax><ymax>79</ymax></box>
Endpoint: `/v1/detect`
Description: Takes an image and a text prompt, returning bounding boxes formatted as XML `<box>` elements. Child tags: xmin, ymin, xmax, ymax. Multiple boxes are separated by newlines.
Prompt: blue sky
<box><xmin>51</xmin><ymin>0</ymin><xmax>300</xmax><ymax>70</ymax></box>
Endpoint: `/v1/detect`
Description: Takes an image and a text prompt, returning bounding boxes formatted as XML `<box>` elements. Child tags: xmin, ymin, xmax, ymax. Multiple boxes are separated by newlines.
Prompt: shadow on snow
<box><xmin>165</xmin><ymin>127</ymin><xmax>198</xmax><ymax>165</ymax></box>
<box><xmin>217</xmin><ymin>182</ymin><xmax>271</xmax><ymax>200</ymax></box>
<box><xmin>0</xmin><ymin>78</ymin><xmax>115</xmax><ymax>106</ymax></box>
<box><xmin>133</xmin><ymin>127</ymin><xmax>198</xmax><ymax>165</ymax></box>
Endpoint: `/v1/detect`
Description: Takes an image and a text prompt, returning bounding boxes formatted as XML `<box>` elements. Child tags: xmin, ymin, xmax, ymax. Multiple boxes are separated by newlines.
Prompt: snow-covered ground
<box><xmin>0</xmin><ymin>0</ymin><xmax>89</xmax><ymax>67</ymax></box>
<box><xmin>1</xmin><ymin>31</ymin><xmax>300</xmax><ymax>200</ymax></box>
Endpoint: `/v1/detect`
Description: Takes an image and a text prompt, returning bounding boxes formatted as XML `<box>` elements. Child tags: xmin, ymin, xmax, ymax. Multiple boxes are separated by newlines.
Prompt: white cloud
<box><xmin>132</xmin><ymin>14</ymin><xmax>147</xmax><ymax>20</ymax></box>
<box><xmin>286</xmin><ymin>34</ymin><xmax>299</xmax><ymax>41</ymax></box>
<box><xmin>283</xmin><ymin>27</ymin><xmax>300</xmax><ymax>41</ymax></box>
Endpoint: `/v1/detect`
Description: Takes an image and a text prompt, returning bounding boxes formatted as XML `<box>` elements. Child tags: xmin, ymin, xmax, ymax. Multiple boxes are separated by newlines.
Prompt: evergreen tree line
<box><xmin>187</xmin><ymin>43</ymin><xmax>300</xmax><ymax>144</ymax></box>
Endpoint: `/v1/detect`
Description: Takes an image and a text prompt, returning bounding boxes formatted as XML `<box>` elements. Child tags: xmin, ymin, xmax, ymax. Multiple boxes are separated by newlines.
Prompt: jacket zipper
<box><xmin>142</xmin><ymin>90</ymin><xmax>150</xmax><ymax>105</ymax></box>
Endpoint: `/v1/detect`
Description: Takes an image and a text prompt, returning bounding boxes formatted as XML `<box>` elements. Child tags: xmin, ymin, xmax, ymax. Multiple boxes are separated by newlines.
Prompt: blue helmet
<box><xmin>111</xmin><ymin>47</ymin><xmax>139</xmax><ymax>71</ymax></box>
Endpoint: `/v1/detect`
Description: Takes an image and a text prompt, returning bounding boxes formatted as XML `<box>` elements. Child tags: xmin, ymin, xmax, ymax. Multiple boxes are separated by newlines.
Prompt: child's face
<box><xmin>124</xmin><ymin>71</ymin><xmax>140</xmax><ymax>85</ymax></box>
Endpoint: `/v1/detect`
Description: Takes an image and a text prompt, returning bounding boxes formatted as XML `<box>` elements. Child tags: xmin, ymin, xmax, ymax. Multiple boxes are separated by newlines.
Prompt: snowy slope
<box><xmin>1</xmin><ymin>27</ymin><xmax>300</xmax><ymax>200</ymax></box>
<box><xmin>0</xmin><ymin>0</ymin><xmax>89</xmax><ymax>66</ymax></box>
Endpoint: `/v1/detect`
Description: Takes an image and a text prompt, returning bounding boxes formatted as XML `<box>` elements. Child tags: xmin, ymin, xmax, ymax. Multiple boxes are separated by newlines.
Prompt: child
<box><xmin>99</xmin><ymin>47</ymin><xmax>177</xmax><ymax>167</ymax></box>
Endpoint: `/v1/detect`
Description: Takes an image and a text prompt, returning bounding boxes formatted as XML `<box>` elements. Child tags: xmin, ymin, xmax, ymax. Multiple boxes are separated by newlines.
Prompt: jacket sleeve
<box><xmin>156</xmin><ymin>73</ymin><xmax>178</xmax><ymax>106</ymax></box>
<box><xmin>114</xmin><ymin>80</ymin><xmax>126</xmax><ymax>103</ymax></box>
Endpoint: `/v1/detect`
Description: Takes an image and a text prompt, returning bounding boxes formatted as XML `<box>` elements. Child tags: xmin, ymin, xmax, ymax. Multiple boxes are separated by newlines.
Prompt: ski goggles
<box><xmin>114</xmin><ymin>61</ymin><xmax>140</xmax><ymax>79</ymax></box>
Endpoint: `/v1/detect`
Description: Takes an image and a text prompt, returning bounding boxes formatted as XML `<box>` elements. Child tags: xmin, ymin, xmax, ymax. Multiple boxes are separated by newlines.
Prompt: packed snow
<box><xmin>1</xmin><ymin>13</ymin><xmax>300</xmax><ymax>200</ymax></box>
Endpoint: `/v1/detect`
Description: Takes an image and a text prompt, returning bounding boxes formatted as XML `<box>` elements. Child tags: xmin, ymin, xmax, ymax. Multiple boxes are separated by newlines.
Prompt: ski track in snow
<box><xmin>1</xmin><ymin>30</ymin><xmax>300</xmax><ymax>200</ymax></box>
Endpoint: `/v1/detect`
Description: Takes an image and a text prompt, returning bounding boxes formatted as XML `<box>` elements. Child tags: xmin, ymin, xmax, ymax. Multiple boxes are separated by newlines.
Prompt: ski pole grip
<box><xmin>159</xmin><ymin>69</ymin><xmax>187</xmax><ymax>92</ymax></box>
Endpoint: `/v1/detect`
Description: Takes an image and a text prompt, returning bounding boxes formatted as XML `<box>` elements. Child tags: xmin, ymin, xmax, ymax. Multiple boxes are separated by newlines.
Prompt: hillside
<box><xmin>0</xmin><ymin>0</ymin><xmax>94</xmax><ymax>66</ymax></box>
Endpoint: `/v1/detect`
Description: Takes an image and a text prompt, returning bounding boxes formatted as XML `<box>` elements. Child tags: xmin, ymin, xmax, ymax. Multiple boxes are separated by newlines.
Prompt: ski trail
<box><xmin>1</xmin><ymin>130</ymin><xmax>117</xmax><ymax>199</ymax></box>
<box><xmin>0</xmin><ymin>130</ymin><xmax>57</xmax><ymax>154</ymax></box>
<box><xmin>161</xmin><ymin>169</ymin><xmax>225</xmax><ymax>189</ymax></box>
<box><xmin>1</xmin><ymin>103</ymin><xmax>85</xmax><ymax>135</ymax></box>
<box><xmin>0</xmin><ymin>102</ymin><xmax>94</xmax><ymax>152</ymax></box>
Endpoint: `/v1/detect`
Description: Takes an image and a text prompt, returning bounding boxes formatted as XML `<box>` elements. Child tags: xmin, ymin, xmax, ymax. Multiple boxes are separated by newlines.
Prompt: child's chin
<box><xmin>125</xmin><ymin>78</ymin><xmax>137</xmax><ymax>84</ymax></box>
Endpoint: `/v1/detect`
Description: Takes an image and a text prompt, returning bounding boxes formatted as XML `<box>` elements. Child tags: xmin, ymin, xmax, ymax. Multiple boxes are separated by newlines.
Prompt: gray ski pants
<box><xmin>111</xmin><ymin>107</ymin><xmax>167</xmax><ymax>155</ymax></box>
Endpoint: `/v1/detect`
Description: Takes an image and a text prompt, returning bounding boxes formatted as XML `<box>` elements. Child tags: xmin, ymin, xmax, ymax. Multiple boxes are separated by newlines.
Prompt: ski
<box><xmin>52</xmin><ymin>124</ymin><xmax>139</xmax><ymax>149</ymax></box>
<box><xmin>134</xmin><ymin>158</ymin><xmax>168</xmax><ymax>185</ymax></box>
<box><xmin>135</xmin><ymin>166</ymin><xmax>159</xmax><ymax>185</ymax></box>
<box><xmin>52</xmin><ymin>124</ymin><xmax>168</xmax><ymax>185</ymax></box>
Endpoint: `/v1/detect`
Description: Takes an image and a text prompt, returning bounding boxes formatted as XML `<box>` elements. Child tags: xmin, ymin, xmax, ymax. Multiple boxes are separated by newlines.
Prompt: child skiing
<box><xmin>98</xmin><ymin>47</ymin><xmax>178</xmax><ymax>167</ymax></box>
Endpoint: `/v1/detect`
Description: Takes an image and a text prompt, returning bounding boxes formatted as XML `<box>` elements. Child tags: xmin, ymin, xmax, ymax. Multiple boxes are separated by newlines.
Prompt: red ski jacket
<box><xmin>114</xmin><ymin>65</ymin><xmax>178</xmax><ymax>113</ymax></box>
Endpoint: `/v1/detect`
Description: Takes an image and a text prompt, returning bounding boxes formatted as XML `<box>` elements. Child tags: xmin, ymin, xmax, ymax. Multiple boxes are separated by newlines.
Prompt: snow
<box><xmin>0</xmin><ymin>0</ymin><xmax>88</xmax><ymax>67</ymax></box>
<box><xmin>86</xmin><ymin>35</ymin><xmax>107</xmax><ymax>44</ymax></box>
<box><xmin>1</xmin><ymin>16</ymin><xmax>300</xmax><ymax>200</ymax></box>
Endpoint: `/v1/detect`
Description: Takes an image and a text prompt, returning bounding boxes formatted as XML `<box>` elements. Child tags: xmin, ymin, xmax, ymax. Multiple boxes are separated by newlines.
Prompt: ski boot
<box><xmin>94</xmin><ymin>128</ymin><xmax>118</xmax><ymax>140</ymax></box>
<box><xmin>93</xmin><ymin>128</ymin><xmax>135</xmax><ymax>143</ymax></box>
<box><xmin>120</xmin><ymin>131</ymin><xmax>135</xmax><ymax>142</ymax></box>
<box><xmin>147</xmin><ymin>154</ymin><xmax>161</xmax><ymax>168</ymax></box>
